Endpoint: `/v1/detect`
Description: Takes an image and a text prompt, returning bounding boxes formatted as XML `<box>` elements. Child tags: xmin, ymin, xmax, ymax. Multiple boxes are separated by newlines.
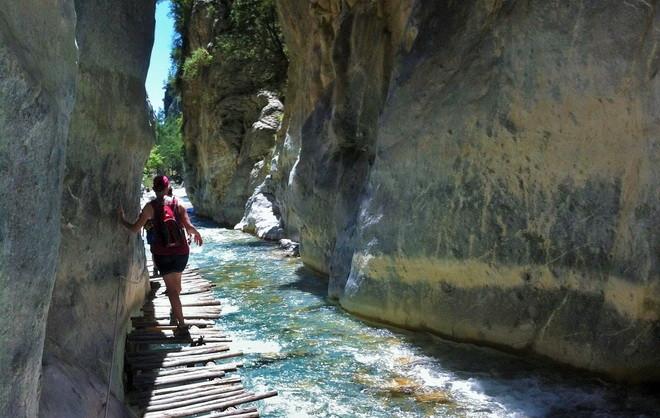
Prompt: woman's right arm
<box><xmin>119</xmin><ymin>203</ymin><xmax>153</xmax><ymax>234</ymax></box>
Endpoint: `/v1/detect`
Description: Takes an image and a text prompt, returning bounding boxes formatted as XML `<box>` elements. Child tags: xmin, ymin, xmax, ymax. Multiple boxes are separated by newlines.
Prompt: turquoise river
<box><xmin>166</xmin><ymin>191</ymin><xmax>658</xmax><ymax>417</ymax></box>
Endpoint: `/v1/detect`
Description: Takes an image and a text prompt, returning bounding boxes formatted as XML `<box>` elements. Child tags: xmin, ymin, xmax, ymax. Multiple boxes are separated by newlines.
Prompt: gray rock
<box><xmin>0</xmin><ymin>1</ymin><xmax>77</xmax><ymax>416</ymax></box>
<box><xmin>273</xmin><ymin>0</ymin><xmax>660</xmax><ymax>381</ymax></box>
<box><xmin>180</xmin><ymin>0</ymin><xmax>285</xmax><ymax>227</ymax></box>
<box><xmin>39</xmin><ymin>1</ymin><xmax>155</xmax><ymax>417</ymax></box>
<box><xmin>279</xmin><ymin>239</ymin><xmax>300</xmax><ymax>257</ymax></box>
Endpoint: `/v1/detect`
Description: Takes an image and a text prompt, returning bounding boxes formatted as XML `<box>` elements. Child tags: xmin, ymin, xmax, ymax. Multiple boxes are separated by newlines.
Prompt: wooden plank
<box><xmin>132</xmin><ymin>318</ymin><xmax>215</xmax><ymax>328</ymax></box>
<box><xmin>143</xmin><ymin>391</ymin><xmax>277</xmax><ymax>418</ymax></box>
<box><xmin>201</xmin><ymin>410</ymin><xmax>259</xmax><ymax>418</ymax></box>
<box><xmin>146</xmin><ymin>312</ymin><xmax>222</xmax><ymax>320</ymax></box>
<box><xmin>135</xmin><ymin>363</ymin><xmax>242</xmax><ymax>382</ymax></box>
<box><xmin>133</xmin><ymin>351</ymin><xmax>243</xmax><ymax>370</ymax></box>
<box><xmin>129</xmin><ymin>331</ymin><xmax>227</xmax><ymax>341</ymax></box>
<box><xmin>144</xmin><ymin>383</ymin><xmax>245</xmax><ymax>406</ymax></box>
<box><xmin>129</xmin><ymin>335</ymin><xmax>231</xmax><ymax>344</ymax></box>
<box><xmin>128</xmin><ymin>330</ymin><xmax>227</xmax><ymax>340</ymax></box>
<box><xmin>143</xmin><ymin>392</ymin><xmax>252</xmax><ymax>418</ymax></box>
<box><xmin>142</xmin><ymin>307</ymin><xmax>223</xmax><ymax>315</ymax></box>
<box><xmin>134</xmin><ymin>377</ymin><xmax>242</xmax><ymax>398</ymax></box>
<box><xmin>127</xmin><ymin>344</ymin><xmax>230</xmax><ymax>360</ymax></box>
<box><xmin>134</xmin><ymin>369</ymin><xmax>227</xmax><ymax>387</ymax></box>
<box><xmin>145</xmin><ymin>387</ymin><xmax>246</xmax><ymax>412</ymax></box>
<box><xmin>150</xmin><ymin>300</ymin><xmax>221</xmax><ymax>307</ymax></box>
<box><xmin>195</xmin><ymin>409</ymin><xmax>258</xmax><ymax>418</ymax></box>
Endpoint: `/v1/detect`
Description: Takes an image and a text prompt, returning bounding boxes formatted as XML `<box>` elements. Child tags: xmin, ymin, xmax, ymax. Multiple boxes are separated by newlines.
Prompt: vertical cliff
<box><xmin>177</xmin><ymin>0</ymin><xmax>287</xmax><ymax>228</ymax></box>
<box><xmin>39</xmin><ymin>1</ymin><xmax>155</xmax><ymax>417</ymax></box>
<box><xmin>270</xmin><ymin>0</ymin><xmax>659</xmax><ymax>380</ymax></box>
<box><xmin>0</xmin><ymin>2</ymin><xmax>77</xmax><ymax>415</ymax></box>
<box><xmin>0</xmin><ymin>1</ymin><xmax>155</xmax><ymax>416</ymax></box>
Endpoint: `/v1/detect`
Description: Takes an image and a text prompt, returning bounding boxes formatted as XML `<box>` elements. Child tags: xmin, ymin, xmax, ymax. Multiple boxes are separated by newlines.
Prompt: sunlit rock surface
<box><xmin>0</xmin><ymin>1</ymin><xmax>77</xmax><ymax>415</ymax></box>
<box><xmin>39</xmin><ymin>1</ymin><xmax>155</xmax><ymax>417</ymax></box>
<box><xmin>273</xmin><ymin>0</ymin><xmax>659</xmax><ymax>380</ymax></box>
<box><xmin>180</xmin><ymin>1</ymin><xmax>284</xmax><ymax>227</ymax></box>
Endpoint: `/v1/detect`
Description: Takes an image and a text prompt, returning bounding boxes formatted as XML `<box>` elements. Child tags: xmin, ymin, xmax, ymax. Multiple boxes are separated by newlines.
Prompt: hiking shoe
<box><xmin>174</xmin><ymin>325</ymin><xmax>191</xmax><ymax>339</ymax></box>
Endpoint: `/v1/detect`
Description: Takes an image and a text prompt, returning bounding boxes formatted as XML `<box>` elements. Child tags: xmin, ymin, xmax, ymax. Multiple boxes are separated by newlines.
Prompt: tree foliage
<box><xmin>170</xmin><ymin>0</ymin><xmax>287</xmax><ymax>90</ymax></box>
<box><xmin>215</xmin><ymin>0</ymin><xmax>288</xmax><ymax>89</ymax></box>
<box><xmin>144</xmin><ymin>111</ymin><xmax>184</xmax><ymax>185</ymax></box>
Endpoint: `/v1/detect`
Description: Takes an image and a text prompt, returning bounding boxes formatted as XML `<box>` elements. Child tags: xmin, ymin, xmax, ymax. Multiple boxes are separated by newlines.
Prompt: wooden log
<box><xmin>129</xmin><ymin>335</ymin><xmax>231</xmax><ymax>345</ymax></box>
<box><xmin>134</xmin><ymin>370</ymin><xmax>226</xmax><ymax>387</ymax></box>
<box><xmin>137</xmin><ymin>377</ymin><xmax>242</xmax><ymax>398</ymax></box>
<box><xmin>144</xmin><ymin>386</ymin><xmax>246</xmax><ymax>408</ymax></box>
<box><xmin>133</xmin><ymin>351</ymin><xmax>243</xmax><ymax>370</ymax></box>
<box><xmin>143</xmin><ymin>391</ymin><xmax>277</xmax><ymax>418</ymax></box>
<box><xmin>127</xmin><ymin>342</ymin><xmax>229</xmax><ymax>360</ymax></box>
<box><xmin>149</xmin><ymin>277</ymin><xmax>208</xmax><ymax>286</ymax></box>
<box><xmin>146</xmin><ymin>383</ymin><xmax>244</xmax><ymax>404</ymax></box>
<box><xmin>145</xmin><ymin>388</ymin><xmax>246</xmax><ymax>412</ymax></box>
<box><xmin>135</xmin><ymin>363</ymin><xmax>242</xmax><ymax>384</ymax></box>
<box><xmin>140</xmin><ymin>305</ymin><xmax>222</xmax><ymax>317</ymax></box>
<box><xmin>177</xmin><ymin>287</ymin><xmax>215</xmax><ymax>296</ymax></box>
<box><xmin>143</xmin><ymin>313</ymin><xmax>223</xmax><ymax>320</ymax></box>
<box><xmin>128</xmin><ymin>330</ymin><xmax>227</xmax><ymax>341</ymax></box>
<box><xmin>194</xmin><ymin>409</ymin><xmax>258</xmax><ymax>418</ymax></box>
<box><xmin>153</xmin><ymin>285</ymin><xmax>214</xmax><ymax>295</ymax></box>
<box><xmin>144</xmin><ymin>379</ymin><xmax>243</xmax><ymax>403</ymax></box>
<box><xmin>201</xmin><ymin>410</ymin><xmax>259</xmax><ymax>418</ymax></box>
<box><xmin>148</xmin><ymin>312</ymin><xmax>222</xmax><ymax>320</ymax></box>
<box><xmin>143</xmin><ymin>391</ymin><xmax>252</xmax><ymax>418</ymax></box>
<box><xmin>132</xmin><ymin>319</ymin><xmax>215</xmax><ymax>327</ymax></box>
<box><xmin>127</xmin><ymin>344</ymin><xmax>229</xmax><ymax>360</ymax></box>
<box><xmin>151</xmin><ymin>300</ymin><xmax>221</xmax><ymax>307</ymax></box>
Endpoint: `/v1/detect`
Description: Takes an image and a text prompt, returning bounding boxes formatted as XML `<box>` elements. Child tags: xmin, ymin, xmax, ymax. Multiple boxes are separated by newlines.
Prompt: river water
<box><xmin>157</xmin><ymin>190</ymin><xmax>658</xmax><ymax>417</ymax></box>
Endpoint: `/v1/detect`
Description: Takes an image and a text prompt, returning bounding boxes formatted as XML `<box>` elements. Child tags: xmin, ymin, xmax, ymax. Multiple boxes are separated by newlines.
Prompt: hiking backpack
<box><xmin>151</xmin><ymin>198</ymin><xmax>186</xmax><ymax>248</ymax></box>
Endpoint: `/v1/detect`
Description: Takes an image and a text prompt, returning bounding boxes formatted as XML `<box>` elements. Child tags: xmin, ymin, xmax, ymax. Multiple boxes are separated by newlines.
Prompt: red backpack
<box><xmin>151</xmin><ymin>197</ymin><xmax>186</xmax><ymax>248</ymax></box>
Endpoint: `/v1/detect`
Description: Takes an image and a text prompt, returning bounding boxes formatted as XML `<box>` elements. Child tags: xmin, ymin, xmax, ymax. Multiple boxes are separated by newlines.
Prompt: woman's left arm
<box><xmin>178</xmin><ymin>205</ymin><xmax>203</xmax><ymax>245</ymax></box>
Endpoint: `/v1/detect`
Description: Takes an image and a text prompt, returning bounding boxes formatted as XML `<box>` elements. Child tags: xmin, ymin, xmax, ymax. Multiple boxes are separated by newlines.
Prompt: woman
<box><xmin>119</xmin><ymin>175</ymin><xmax>203</xmax><ymax>336</ymax></box>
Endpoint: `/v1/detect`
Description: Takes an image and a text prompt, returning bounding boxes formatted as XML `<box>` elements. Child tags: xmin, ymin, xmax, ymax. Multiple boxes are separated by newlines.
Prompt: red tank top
<box><xmin>149</xmin><ymin>197</ymin><xmax>190</xmax><ymax>256</ymax></box>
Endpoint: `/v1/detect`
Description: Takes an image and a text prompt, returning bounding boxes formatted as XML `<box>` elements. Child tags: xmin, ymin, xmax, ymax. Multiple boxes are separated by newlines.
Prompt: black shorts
<box><xmin>153</xmin><ymin>254</ymin><xmax>189</xmax><ymax>275</ymax></box>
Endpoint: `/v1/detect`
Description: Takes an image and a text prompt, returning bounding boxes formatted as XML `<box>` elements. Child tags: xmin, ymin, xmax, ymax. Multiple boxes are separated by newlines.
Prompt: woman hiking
<box><xmin>119</xmin><ymin>175</ymin><xmax>203</xmax><ymax>337</ymax></box>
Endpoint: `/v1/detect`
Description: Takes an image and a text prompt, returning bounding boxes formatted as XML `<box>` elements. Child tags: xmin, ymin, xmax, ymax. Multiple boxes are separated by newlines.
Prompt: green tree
<box><xmin>170</xmin><ymin>0</ymin><xmax>287</xmax><ymax>91</ymax></box>
<box><xmin>144</xmin><ymin>110</ymin><xmax>184</xmax><ymax>185</ymax></box>
<box><xmin>215</xmin><ymin>0</ymin><xmax>288</xmax><ymax>89</ymax></box>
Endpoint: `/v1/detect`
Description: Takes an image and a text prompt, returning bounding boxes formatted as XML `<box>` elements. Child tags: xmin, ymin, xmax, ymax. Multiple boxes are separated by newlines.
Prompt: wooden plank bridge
<box><xmin>125</xmin><ymin>263</ymin><xmax>277</xmax><ymax>417</ymax></box>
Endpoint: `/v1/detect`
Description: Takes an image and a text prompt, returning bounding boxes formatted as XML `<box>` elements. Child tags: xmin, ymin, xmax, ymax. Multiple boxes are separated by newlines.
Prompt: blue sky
<box><xmin>145</xmin><ymin>1</ymin><xmax>175</xmax><ymax>112</ymax></box>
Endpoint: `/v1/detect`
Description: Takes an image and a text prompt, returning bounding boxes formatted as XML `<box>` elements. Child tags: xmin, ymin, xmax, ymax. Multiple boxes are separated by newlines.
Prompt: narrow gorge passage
<box><xmin>1</xmin><ymin>0</ymin><xmax>658</xmax><ymax>417</ymax></box>
<box><xmin>177</xmin><ymin>187</ymin><xmax>660</xmax><ymax>418</ymax></box>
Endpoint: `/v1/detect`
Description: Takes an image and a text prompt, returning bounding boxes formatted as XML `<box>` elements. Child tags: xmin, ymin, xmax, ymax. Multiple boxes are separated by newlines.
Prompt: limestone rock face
<box><xmin>180</xmin><ymin>1</ymin><xmax>284</xmax><ymax>227</ymax></box>
<box><xmin>0</xmin><ymin>1</ymin><xmax>77</xmax><ymax>416</ymax></box>
<box><xmin>274</xmin><ymin>0</ymin><xmax>660</xmax><ymax>381</ymax></box>
<box><xmin>39</xmin><ymin>1</ymin><xmax>155</xmax><ymax>417</ymax></box>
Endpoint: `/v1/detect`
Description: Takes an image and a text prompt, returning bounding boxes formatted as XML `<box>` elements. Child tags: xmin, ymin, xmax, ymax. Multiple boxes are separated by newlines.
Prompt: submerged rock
<box><xmin>279</xmin><ymin>239</ymin><xmax>300</xmax><ymax>257</ymax></box>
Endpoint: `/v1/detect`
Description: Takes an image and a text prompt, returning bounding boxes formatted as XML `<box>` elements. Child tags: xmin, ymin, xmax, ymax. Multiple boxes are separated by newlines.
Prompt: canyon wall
<box><xmin>0</xmin><ymin>1</ymin><xmax>155</xmax><ymax>416</ymax></box>
<box><xmin>179</xmin><ymin>0</ymin><xmax>286</xmax><ymax>230</ymax></box>
<box><xmin>39</xmin><ymin>1</ymin><xmax>155</xmax><ymax>417</ymax></box>
<box><xmin>0</xmin><ymin>1</ymin><xmax>77</xmax><ymax>415</ymax></box>
<box><xmin>269</xmin><ymin>0</ymin><xmax>658</xmax><ymax>381</ymax></box>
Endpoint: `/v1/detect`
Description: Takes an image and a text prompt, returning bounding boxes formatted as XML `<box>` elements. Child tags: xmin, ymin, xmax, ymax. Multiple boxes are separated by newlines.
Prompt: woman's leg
<box><xmin>163</xmin><ymin>272</ymin><xmax>185</xmax><ymax>327</ymax></box>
